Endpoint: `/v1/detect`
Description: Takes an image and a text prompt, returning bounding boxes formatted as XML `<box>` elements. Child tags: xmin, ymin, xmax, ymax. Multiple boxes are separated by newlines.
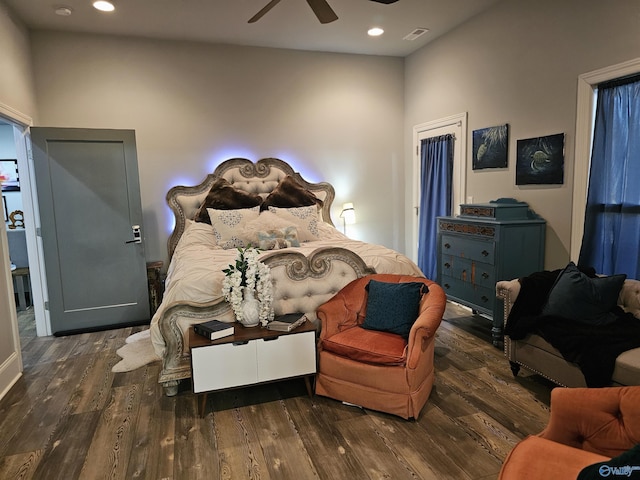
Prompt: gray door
<box><xmin>31</xmin><ymin>128</ymin><xmax>150</xmax><ymax>334</ymax></box>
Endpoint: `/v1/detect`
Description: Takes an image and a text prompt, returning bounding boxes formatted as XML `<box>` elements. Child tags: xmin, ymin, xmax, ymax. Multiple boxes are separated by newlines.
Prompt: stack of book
<box><xmin>193</xmin><ymin>319</ymin><xmax>235</xmax><ymax>341</ymax></box>
<box><xmin>267</xmin><ymin>313</ymin><xmax>307</xmax><ymax>332</ymax></box>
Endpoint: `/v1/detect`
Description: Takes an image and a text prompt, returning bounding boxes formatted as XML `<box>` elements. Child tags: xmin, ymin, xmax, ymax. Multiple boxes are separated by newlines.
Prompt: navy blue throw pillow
<box><xmin>361</xmin><ymin>280</ymin><xmax>427</xmax><ymax>338</ymax></box>
<box><xmin>541</xmin><ymin>262</ymin><xmax>626</xmax><ymax>326</ymax></box>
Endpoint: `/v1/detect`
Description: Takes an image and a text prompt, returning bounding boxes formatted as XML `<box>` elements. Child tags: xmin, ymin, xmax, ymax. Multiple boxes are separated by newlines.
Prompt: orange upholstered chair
<box><xmin>315</xmin><ymin>274</ymin><xmax>446</xmax><ymax>420</ymax></box>
<box><xmin>499</xmin><ymin>386</ymin><xmax>640</xmax><ymax>479</ymax></box>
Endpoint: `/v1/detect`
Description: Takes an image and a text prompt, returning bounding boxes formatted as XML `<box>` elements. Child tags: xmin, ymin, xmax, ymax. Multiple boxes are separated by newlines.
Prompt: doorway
<box><xmin>31</xmin><ymin>127</ymin><xmax>150</xmax><ymax>334</ymax></box>
<box><xmin>411</xmin><ymin>113</ymin><xmax>467</xmax><ymax>263</ymax></box>
<box><xmin>0</xmin><ymin>109</ymin><xmax>48</xmax><ymax>338</ymax></box>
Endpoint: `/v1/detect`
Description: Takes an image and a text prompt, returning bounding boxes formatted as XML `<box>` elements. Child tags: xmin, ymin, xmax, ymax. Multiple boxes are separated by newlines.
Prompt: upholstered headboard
<box><xmin>166</xmin><ymin>157</ymin><xmax>335</xmax><ymax>259</ymax></box>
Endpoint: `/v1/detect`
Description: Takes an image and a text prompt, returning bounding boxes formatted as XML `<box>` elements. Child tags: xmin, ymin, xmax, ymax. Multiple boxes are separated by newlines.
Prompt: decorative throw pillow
<box><xmin>361</xmin><ymin>280</ymin><xmax>427</xmax><ymax>339</ymax></box>
<box><xmin>261</xmin><ymin>175</ymin><xmax>323</xmax><ymax>211</ymax></box>
<box><xmin>542</xmin><ymin>262</ymin><xmax>627</xmax><ymax>325</ymax></box>
<box><xmin>258</xmin><ymin>226</ymin><xmax>300</xmax><ymax>250</ymax></box>
<box><xmin>206</xmin><ymin>206</ymin><xmax>260</xmax><ymax>249</ymax></box>
<box><xmin>195</xmin><ymin>178</ymin><xmax>262</xmax><ymax>224</ymax></box>
<box><xmin>240</xmin><ymin>211</ymin><xmax>293</xmax><ymax>245</ymax></box>
<box><xmin>268</xmin><ymin>205</ymin><xmax>320</xmax><ymax>242</ymax></box>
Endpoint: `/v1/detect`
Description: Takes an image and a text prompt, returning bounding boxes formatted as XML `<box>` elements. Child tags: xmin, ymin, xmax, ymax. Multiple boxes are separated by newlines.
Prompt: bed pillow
<box><xmin>268</xmin><ymin>205</ymin><xmax>320</xmax><ymax>242</ymax></box>
<box><xmin>240</xmin><ymin>211</ymin><xmax>293</xmax><ymax>245</ymax></box>
<box><xmin>541</xmin><ymin>262</ymin><xmax>627</xmax><ymax>325</ymax></box>
<box><xmin>195</xmin><ymin>178</ymin><xmax>263</xmax><ymax>224</ymax></box>
<box><xmin>206</xmin><ymin>206</ymin><xmax>260</xmax><ymax>249</ymax></box>
<box><xmin>261</xmin><ymin>175</ymin><xmax>323</xmax><ymax>211</ymax></box>
<box><xmin>177</xmin><ymin>219</ymin><xmax>217</xmax><ymax>250</ymax></box>
<box><xmin>258</xmin><ymin>226</ymin><xmax>300</xmax><ymax>250</ymax></box>
<box><xmin>361</xmin><ymin>280</ymin><xmax>427</xmax><ymax>339</ymax></box>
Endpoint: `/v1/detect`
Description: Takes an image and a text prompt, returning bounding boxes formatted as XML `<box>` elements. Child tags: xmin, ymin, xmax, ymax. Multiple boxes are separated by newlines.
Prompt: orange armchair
<box><xmin>499</xmin><ymin>386</ymin><xmax>640</xmax><ymax>479</ymax></box>
<box><xmin>315</xmin><ymin>274</ymin><xmax>446</xmax><ymax>420</ymax></box>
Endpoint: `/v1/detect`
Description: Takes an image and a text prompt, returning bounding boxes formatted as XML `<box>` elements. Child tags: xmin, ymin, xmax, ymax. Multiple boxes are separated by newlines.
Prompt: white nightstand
<box><xmin>190</xmin><ymin>321</ymin><xmax>317</xmax><ymax>416</ymax></box>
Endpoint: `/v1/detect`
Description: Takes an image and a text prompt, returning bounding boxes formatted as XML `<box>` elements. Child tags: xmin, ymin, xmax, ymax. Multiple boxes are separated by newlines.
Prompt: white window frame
<box><xmin>571</xmin><ymin>58</ymin><xmax>640</xmax><ymax>261</ymax></box>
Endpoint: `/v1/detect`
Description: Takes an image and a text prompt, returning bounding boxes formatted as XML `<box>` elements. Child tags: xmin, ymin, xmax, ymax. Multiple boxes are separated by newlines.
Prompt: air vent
<box><xmin>403</xmin><ymin>28</ymin><xmax>429</xmax><ymax>41</ymax></box>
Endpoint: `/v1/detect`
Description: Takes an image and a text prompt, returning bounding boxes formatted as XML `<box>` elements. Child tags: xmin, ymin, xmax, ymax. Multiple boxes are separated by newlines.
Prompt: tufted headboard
<box><xmin>166</xmin><ymin>157</ymin><xmax>335</xmax><ymax>259</ymax></box>
<box><xmin>262</xmin><ymin>247</ymin><xmax>375</xmax><ymax>318</ymax></box>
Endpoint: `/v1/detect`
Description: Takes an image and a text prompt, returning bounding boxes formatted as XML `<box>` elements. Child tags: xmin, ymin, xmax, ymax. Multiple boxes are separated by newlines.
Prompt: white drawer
<box><xmin>191</xmin><ymin>341</ymin><xmax>257</xmax><ymax>393</ymax></box>
<box><xmin>191</xmin><ymin>329</ymin><xmax>317</xmax><ymax>394</ymax></box>
<box><xmin>257</xmin><ymin>330</ymin><xmax>316</xmax><ymax>382</ymax></box>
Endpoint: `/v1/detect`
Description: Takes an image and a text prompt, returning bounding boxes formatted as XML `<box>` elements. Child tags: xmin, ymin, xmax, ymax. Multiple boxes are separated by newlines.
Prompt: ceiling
<box><xmin>3</xmin><ymin>0</ymin><xmax>501</xmax><ymax>57</ymax></box>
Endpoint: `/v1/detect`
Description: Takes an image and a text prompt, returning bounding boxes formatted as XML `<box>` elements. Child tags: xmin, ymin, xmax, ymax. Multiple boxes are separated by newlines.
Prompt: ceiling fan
<box><xmin>248</xmin><ymin>0</ymin><xmax>399</xmax><ymax>25</ymax></box>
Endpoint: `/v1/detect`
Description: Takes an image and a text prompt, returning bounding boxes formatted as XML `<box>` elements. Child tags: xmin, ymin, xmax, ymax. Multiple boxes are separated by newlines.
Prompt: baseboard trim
<box><xmin>53</xmin><ymin>319</ymin><xmax>150</xmax><ymax>337</ymax></box>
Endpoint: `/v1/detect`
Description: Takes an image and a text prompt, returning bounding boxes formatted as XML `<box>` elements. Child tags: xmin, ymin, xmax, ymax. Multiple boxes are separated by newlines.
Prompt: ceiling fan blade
<box><xmin>306</xmin><ymin>0</ymin><xmax>338</xmax><ymax>24</ymax></box>
<box><xmin>248</xmin><ymin>0</ymin><xmax>282</xmax><ymax>23</ymax></box>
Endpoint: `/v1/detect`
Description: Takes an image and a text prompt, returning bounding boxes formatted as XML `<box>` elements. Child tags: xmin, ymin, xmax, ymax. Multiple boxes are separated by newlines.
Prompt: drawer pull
<box><xmin>232</xmin><ymin>341</ymin><xmax>249</xmax><ymax>346</ymax></box>
<box><xmin>482</xmin><ymin>272</ymin><xmax>489</xmax><ymax>279</ymax></box>
<box><xmin>444</xmin><ymin>283</ymin><xmax>451</xmax><ymax>289</ymax></box>
<box><xmin>444</xmin><ymin>243</ymin><xmax>451</xmax><ymax>249</ymax></box>
<box><xmin>481</xmin><ymin>250</ymin><xmax>489</xmax><ymax>257</ymax></box>
<box><xmin>444</xmin><ymin>262</ymin><xmax>451</xmax><ymax>269</ymax></box>
<box><xmin>481</xmin><ymin>295</ymin><xmax>489</xmax><ymax>303</ymax></box>
<box><xmin>263</xmin><ymin>337</ymin><xmax>279</xmax><ymax>342</ymax></box>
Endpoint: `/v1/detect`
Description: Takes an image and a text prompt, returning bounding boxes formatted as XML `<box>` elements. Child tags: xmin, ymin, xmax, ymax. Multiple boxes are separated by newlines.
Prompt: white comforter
<box><xmin>150</xmin><ymin>221</ymin><xmax>423</xmax><ymax>356</ymax></box>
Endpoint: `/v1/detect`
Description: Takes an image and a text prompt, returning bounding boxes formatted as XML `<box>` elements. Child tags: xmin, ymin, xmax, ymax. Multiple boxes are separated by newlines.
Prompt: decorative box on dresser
<box><xmin>437</xmin><ymin>199</ymin><xmax>545</xmax><ymax>346</ymax></box>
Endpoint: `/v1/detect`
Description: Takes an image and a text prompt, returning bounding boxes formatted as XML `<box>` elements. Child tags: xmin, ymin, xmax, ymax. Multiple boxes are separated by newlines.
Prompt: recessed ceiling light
<box><xmin>368</xmin><ymin>27</ymin><xmax>384</xmax><ymax>37</ymax></box>
<box><xmin>54</xmin><ymin>6</ymin><xmax>73</xmax><ymax>16</ymax></box>
<box><xmin>93</xmin><ymin>1</ymin><xmax>115</xmax><ymax>12</ymax></box>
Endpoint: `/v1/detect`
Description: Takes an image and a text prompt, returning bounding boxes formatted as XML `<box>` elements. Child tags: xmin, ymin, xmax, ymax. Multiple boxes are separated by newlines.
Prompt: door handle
<box><xmin>125</xmin><ymin>225</ymin><xmax>142</xmax><ymax>244</ymax></box>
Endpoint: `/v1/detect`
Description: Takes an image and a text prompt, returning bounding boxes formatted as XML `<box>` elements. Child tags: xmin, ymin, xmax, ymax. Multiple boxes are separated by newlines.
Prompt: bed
<box><xmin>150</xmin><ymin>157</ymin><xmax>423</xmax><ymax>395</ymax></box>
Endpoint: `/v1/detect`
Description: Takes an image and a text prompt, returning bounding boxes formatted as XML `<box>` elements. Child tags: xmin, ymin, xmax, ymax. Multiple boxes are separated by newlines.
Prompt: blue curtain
<box><xmin>417</xmin><ymin>134</ymin><xmax>454</xmax><ymax>280</ymax></box>
<box><xmin>578</xmin><ymin>77</ymin><xmax>640</xmax><ymax>279</ymax></box>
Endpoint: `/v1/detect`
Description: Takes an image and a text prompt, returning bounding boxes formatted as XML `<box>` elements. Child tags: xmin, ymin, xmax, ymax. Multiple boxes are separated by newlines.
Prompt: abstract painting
<box><xmin>472</xmin><ymin>124</ymin><xmax>508</xmax><ymax>170</ymax></box>
<box><xmin>0</xmin><ymin>159</ymin><xmax>19</xmax><ymax>191</ymax></box>
<box><xmin>516</xmin><ymin>133</ymin><xmax>564</xmax><ymax>185</ymax></box>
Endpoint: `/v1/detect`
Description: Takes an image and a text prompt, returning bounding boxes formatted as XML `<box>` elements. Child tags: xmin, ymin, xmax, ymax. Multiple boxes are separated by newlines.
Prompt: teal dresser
<box><xmin>437</xmin><ymin>199</ymin><xmax>545</xmax><ymax>346</ymax></box>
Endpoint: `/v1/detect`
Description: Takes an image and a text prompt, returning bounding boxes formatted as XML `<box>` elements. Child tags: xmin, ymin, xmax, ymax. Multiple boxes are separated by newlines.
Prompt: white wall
<box><xmin>0</xmin><ymin>2</ymin><xmax>37</xmax><ymax>121</ymax></box>
<box><xmin>29</xmin><ymin>31</ymin><xmax>405</xmax><ymax>266</ymax></box>
<box><xmin>0</xmin><ymin>125</ymin><xmax>22</xmax><ymax>220</ymax></box>
<box><xmin>7</xmin><ymin>0</ymin><xmax>640</xmax><ymax>274</ymax></box>
<box><xmin>0</xmin><ymin>125</ymin><xmax>16</xmax><ymax>157</ymax></box>
<box><xmin>0</xmin><ymin>4</ymin><xmax>31</xmax><ymax>385</ymax></box>
<box><xmin>404</xmin><ymin>0</ymin><xmax>640</xmax><ymax>269</ymax></box>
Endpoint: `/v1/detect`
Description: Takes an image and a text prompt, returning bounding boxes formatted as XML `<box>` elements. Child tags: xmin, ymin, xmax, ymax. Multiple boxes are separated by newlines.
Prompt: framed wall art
<box><xmin>516</xmin><ymin>133</ymin><xmax>565</xmax><ymax>185</ymax></box>
<box><xmin>472</xmin><ymin>124</ymin><xmax>508</xmax><ymax>170</ymax></box>
<box><xmin>0</xmin><ymin>159</ymin><xmax>19</xmax><ymax>192</ymax></box>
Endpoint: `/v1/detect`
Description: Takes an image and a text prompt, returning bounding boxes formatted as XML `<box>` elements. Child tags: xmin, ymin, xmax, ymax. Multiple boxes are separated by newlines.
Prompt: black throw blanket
<box><xmin>505</xmin><ymin>269</ymin><xmax>640</xmax><ymax>387</ymax></box>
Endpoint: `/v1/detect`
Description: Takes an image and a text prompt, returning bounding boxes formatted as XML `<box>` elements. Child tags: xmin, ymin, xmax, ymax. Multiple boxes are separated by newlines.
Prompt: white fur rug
<box><xmin>112</xmin><ymin>329</ymin><xmax>160</xmax><ymax>373</ymax></box>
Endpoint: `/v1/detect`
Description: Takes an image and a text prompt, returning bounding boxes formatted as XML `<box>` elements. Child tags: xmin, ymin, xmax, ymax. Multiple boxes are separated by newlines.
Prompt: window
<box><xmin>578</xmin><ymin>75</ymin><xmax>640</xmax><ymax>278</ymax></box>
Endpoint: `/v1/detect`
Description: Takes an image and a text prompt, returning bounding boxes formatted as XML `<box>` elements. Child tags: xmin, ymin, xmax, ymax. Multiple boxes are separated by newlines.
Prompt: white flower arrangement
<box><xmin>221</xmin><ymin>246</ymin><xmax>274</xmax><ymax>326</ymax></box>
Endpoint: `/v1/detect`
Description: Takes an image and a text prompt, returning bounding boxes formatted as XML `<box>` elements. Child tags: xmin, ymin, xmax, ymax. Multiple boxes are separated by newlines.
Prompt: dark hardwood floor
<box><xmin>0</xmin><ymin>303</ymin><xmax>554</xmax><ymax>480</ymax></box>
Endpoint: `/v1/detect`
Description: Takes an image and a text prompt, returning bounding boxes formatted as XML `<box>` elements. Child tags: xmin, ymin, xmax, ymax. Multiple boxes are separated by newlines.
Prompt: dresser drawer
<box><xmin>440</xmin><ymin>256</ymin><xmax>496</xmax><ymax>288</ymax></box>
<box><xmin>441</xmin><ymin>234</ymin><xmax>495</xmax><ymax>265</ymax></box>
<box><xmin>440</xmin><ymin>275</ymin><xmax>495</xmax><ymax>311</ymax></box>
